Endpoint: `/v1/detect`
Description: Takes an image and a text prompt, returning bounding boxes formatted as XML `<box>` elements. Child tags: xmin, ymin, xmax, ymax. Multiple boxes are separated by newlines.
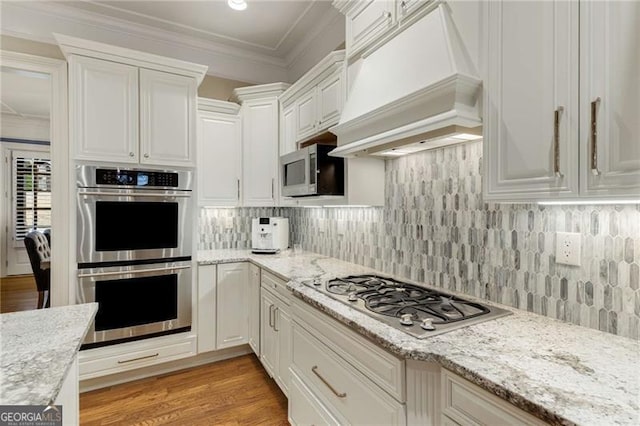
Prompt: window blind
<box><xmin>14</xmin><ymin>155</ymin><xmax>52</xmax><ymax>241</ymax></box>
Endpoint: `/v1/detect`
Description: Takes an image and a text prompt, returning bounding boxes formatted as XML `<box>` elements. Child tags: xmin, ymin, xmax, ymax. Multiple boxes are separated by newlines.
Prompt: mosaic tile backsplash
<box><xmin>199</xmin><ymin>141</ymin><xmax>640</xmax><ymax>339</ymax></box>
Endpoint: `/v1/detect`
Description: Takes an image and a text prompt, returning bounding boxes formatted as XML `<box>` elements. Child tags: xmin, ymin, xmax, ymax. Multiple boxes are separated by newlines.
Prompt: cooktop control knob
<box><xmin>400</xmin><ymin>313</ymin><xmax>414</xmax><ymax>326</ymax></box>
<box><xmin>420</xmin><ymin>318</ymin><xmax>436</xmax><ymax>331</ymax></box>
<box><xmin>348</xmin><ymin>292</ymin><xmax>358</xmax><ymax>302</ymax></box>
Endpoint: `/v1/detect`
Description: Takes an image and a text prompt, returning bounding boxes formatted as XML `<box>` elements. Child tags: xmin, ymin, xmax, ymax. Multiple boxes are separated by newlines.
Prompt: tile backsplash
<box><xmin>199</xmin><ymin>141</ymin><xmax>640</xmax><ymax>339</ymax></box>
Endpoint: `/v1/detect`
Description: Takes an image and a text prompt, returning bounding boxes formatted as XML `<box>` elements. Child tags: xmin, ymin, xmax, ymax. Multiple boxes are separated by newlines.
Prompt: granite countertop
<box><xmin>0</xmin><ymin>303</ymin><xmax>98</xmax><ymax>405</ymax></box>
<box><xmin>199</xmin><ymin>249</ymin><xmax>640</xmax><ymax>425</ymax></box>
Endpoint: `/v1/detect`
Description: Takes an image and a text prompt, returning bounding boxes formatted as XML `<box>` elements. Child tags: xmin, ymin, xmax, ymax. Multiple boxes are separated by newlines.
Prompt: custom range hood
<box><xmin>330</xmin><ymin>3</ymin><xmax>482</xmax><ymax>158</ymax></box>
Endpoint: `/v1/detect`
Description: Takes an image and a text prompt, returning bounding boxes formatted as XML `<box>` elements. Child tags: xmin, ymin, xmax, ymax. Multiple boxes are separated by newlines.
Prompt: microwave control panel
<box><xmin>95</xmin><ymin>168</ymin><xmax>179</xmax><ymax>187</ymax></box>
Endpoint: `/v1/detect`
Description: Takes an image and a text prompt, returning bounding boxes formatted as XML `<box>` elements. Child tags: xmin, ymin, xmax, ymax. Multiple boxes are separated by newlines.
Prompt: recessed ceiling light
<box><xmin>228</xmin><ymin>0</ymin><xmax>247</xmax><ymax>11</ymax></box>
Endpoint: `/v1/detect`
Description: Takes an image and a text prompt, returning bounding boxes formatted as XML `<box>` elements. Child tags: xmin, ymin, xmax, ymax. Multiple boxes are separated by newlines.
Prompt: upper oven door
<box><xmin>77</xmin><ymin>187</ymin><xmax>192</xmax><ymax>264</ymax></box>
<box><xmin>280</xmin><ymin>146</ymin><xmax>316</xmax><ymax>197</ymax></box>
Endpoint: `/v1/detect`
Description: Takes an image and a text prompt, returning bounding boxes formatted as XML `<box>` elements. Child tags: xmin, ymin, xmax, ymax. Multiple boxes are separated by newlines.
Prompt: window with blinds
<box><xmin>13</xmin><ymin>153</ymin><xmax>52</xmax><ymax>242</ymax></box>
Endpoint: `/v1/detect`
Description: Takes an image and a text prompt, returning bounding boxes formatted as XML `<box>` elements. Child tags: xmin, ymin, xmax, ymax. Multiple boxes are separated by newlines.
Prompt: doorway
<box><xmin>0</xmin><ymin>50</ymin><xmax>69</xmax><ymax>311</ymax></box>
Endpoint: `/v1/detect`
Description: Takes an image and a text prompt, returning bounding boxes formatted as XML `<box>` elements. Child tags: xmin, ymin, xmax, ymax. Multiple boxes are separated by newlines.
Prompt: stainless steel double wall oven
<box><xmin>76</xmin><ymin>165</ymin><xmax>193</xmax><ymax>348</ymax></box>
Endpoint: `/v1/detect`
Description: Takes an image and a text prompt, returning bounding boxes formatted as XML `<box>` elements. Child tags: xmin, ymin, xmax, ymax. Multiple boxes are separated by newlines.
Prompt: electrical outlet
<box><xmin>555</xmin><ymin>232</ymin><xmax>581</xmax><ymax>266</ymax></box>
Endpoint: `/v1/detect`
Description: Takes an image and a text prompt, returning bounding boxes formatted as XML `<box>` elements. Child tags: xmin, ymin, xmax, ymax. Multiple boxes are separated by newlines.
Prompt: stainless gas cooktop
<box><xmin>303</xmin><ymin>274</ymin><xmax>511</xmax><ymax>338</ymax></box>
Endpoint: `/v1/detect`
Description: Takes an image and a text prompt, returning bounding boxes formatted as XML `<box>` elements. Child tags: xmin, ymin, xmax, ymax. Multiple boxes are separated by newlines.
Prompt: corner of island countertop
<box><xmin>0</xmin><ymin>303</ymin><xmax>98</xmax><ymax>406</ymax></box>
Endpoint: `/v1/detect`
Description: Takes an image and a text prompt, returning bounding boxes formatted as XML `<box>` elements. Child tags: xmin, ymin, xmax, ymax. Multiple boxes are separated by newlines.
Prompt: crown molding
<box><xmin>197</xmin><ymin>98</ymin><xmax>241</xmax><ymax>115</ymax></box>
<box><xmin>231</xmin><ymin>83</ymin><xmax>292</xmax><ymax>103</ymax></box>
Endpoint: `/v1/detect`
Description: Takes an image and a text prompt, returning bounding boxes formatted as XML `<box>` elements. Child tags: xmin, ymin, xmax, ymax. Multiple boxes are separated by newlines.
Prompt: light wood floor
<box><xmin>0</xmin><ymin>275</ymin><xmax>39</xmax><ymax>313</ymax></box>
<box><xmin>80</xmin><ymin>354</ymin><xmax>289</xmax><ymax>426</ymax></box>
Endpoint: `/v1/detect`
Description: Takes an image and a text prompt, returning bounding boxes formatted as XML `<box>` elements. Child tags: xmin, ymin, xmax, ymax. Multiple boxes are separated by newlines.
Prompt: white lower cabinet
<box><xmin>441</xmin><ymin>369</ymin><xmax>547</xmax><ymax>426</ymax></box>
<box><xmin>216</xmin><ymin>263</ymin><xmax>250</xmax><ymax>349</ymax></box>
<box><xmin>56</xmin><ymin>357</ymin><xmax>79</xmax><ymax>426</ymax></box>
<box><xmin>290</xmin><ymin>298</ymin><xmax>406</xmax><ymax>426</ymax></box>
<box><xmin>260</xmin><ymin>271</ymin><xmax>292</xmax><ymax>396</ymax></box>
<box><xmin>79</xmin><ymin>332</ymin><xmax>197</xmax><ymax>380</ymax></box>
<box><xmin>248</xmin><ymin>264</ymin><xmax>261</xmax><ymax>355</ymax></box>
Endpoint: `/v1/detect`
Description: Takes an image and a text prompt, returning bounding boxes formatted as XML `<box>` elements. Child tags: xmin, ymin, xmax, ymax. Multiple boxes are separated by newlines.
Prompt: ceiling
<box><xmin>62</xmin><ymin>0</ymin><xmax>335</xmax><ymax>58</ymax></box>
<box><xmin>1</xmin><ymin>67</ymin><xmax>51</xmax><ymax>119</ymax></box>
<box><xmin>0</xmin><ymin>0</ymin><xmax>345</xmax><ymax>83</ymax></box>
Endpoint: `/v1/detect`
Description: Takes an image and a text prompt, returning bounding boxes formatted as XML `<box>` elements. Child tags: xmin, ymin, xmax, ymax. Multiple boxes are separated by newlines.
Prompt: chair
<box><xmin>23</xmin><ymin>230</ymin><xmax>51</xmax><ymax>309</ymax></box>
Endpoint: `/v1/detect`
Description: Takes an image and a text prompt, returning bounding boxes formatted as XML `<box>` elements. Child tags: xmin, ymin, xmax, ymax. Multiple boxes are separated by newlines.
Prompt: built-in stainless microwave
<box><xmin>280</xmin><ymin>144</ymin><xmax>344</xmax><ymax>197</ymax></box>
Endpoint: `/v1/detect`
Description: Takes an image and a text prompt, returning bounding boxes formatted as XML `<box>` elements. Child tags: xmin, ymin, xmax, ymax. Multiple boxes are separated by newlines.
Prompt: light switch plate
<box><xmin>556</xmin><ymin>232</ymin><xmax>581</xmax><ymax>266</ymax></box>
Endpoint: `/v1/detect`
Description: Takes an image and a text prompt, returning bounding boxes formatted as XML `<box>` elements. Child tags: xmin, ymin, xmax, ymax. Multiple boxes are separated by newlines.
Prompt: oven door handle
<box><xmin>78</xmin><ymin>191</ymin><xmax>191</xmax><ymax>198</ymax></box>
<box><xmin>78</xmin><ymin>265</ymin><xmax>191</xmax><ymax>278</ymax></box>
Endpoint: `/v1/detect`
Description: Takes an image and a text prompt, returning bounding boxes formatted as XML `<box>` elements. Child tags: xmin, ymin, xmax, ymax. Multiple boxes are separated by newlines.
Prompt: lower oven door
<box><xmin>77</xmin><ymin>260</ymin><xmax>192</xmax><ymax>348</ymax></box>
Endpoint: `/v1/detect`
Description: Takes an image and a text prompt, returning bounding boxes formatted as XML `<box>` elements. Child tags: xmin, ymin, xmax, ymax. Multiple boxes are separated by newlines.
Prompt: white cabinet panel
<box><xmin>347</xmin><ymin>0</ymin><xmax>396</xmax><ymax>57</ymax></box>
<box><xmin>280</xmin><ymin>103</ymin><xmax>297</xmax><ymax>155</ymax></box>
<box><xmin>216</xmin><ymin>263</ymin><xmax>249</xmax><ymax>349</ymax></box>
<box><xmin>295</xmin><ymin>87</ymin><xmax>317</xmax><ymax>141</ymax></box>
<box><xmin>139</xmin><ymin>69</ymin><xmax>196</xmax><ymax>167</ymax></box>
<box><xmin>318</xmin><ymin>71</ymin><xmax>343</xmax><ymax>128</ymax></box>
<box><xmin>242</xmin><ymin>99</ymin><xmax>279</xmax><ymax>206</ymax></box>
<box><xmin>197</xmin><ymin>264</ymin><xmax>216</xmax><ymax>354</ymax></box>
<box><xmin>484</xmin><ymin>0</ymin><xmax>579</xmax><ymax>201</ymax></box>
<box><xmin>260</xmin><ymin>288</ymin><xmax>278</xmax><ymax>377</ymax></box>
<box><xmin>289</xmin><ymin>368</ymin><xmax>341</xmax><ymax>426</ymax></box>
<box><xmin>197</xmin><ymin>111</ymin><xmax>241</xmax><ymax>206</ymax></box>
<box><xmin>70</xmin><ymin>55</ymin><xmax>138</xmax><ymax>163</ymax></box>
<box><xmin>580</xmin><ymin>0</ymin><xmax>640</xmax><ymax>197</ymax></box>
<box><xmin>55</xmin><ymin>357</ymin><xmax>79</xmax><ymax>426</ymax></box>
<box><xmin>276</xmin><ymin>306</ymin><xmax>292</xmax><ymax>395</ymax></box>
<box><xmin>248</xmin><ymin>263</ymin><xmax>261</xmax><ymax>355</ymax></box>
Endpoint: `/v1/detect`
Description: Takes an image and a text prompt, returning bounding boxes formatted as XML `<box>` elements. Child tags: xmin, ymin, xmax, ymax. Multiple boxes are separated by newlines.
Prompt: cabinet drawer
<box><xmin>261</xmin><ymin>270</ymin><xmax>291</xmax><ymax>303</ymax></box>
<box><xmin>442</xmin><ymin>369</ymin><xmax>546</xmax><ymax>426</ymax></box>
<box><xmin>292</xmin><ymin>324</ymin><xmax>406</xmax><ymax>425</ymax></box>
<box><xmin>289</xmin><ymin>368</ymin><xmax>341</xmax><ymax>426</ymax></box>
<box><xmin>292</xmin><ymin>299</ymin><xmax>405</xmax><ymax>401</ymax></box>
<box><xmin>79</xmin><ymin>334</ymin><xmax>196</xmax><ymax>380</ymax></box>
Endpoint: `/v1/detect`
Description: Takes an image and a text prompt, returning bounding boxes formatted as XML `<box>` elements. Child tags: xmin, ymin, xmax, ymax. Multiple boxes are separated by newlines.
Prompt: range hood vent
<box><xmin>330</xmin><ymin>3</ymin><xmax>482</xmax><ymax>158</ymax></box>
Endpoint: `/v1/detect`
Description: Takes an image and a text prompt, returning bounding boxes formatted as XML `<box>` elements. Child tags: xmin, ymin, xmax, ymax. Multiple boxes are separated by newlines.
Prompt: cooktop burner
<box><xmin>305</xmin><ymin>274</ymin><xmax>511</xmax><ymax>338</ymax></box>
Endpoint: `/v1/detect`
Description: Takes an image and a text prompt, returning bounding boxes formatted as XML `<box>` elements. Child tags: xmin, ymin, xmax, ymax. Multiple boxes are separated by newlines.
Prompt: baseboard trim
<box><xmin>79</xmin><ymin>345</ymin><xmax>253</xmax><ymax>393</ymax></box>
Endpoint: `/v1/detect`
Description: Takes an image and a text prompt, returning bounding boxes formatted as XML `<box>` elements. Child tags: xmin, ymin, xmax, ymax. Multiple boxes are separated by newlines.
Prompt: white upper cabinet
<box><xmin>57</xmin><ymin>34</ymin><xmax>207</xmax><ymax>168</ymax></box>
<box><xmin>296</xmin><ymin>87</ymin><xmax>318</xmax><ymax>142</ymax></box>
<box><xmin>280</xmin><ymin>103</ymin><xmax>297</xmax><ymax>155</ymax></box>
<box><xmin>344</xmin><ymin>0</ymin><xmax>396</xmax><ymax>57</ymax></box>
<box><xmin>70</xmin><ymin>55</ymin><xmax>139</xmax><ymax>164</ymax></box>
<box><xmin>197</xmin><ymin>99</ymin><xmax>242</xmax><ymax>206</ymax></box>
<box><xmin>483</xmin><ymin>0</ymin><xmax>579</xmax><ymax>201</ymax></box>
<box><xmin>233</xmin><ymin>83</ymin><xmax>289</xmax><ymax>207</ymax></box>
<box><xmin>579</xmin><ymin>0</ymin><xmax>640</xmax><ymax>198</ymax></box>
<box><xmin>140</xmin><ymin>69</ymin><xmax>197</xmax><ymax>167</ymax></box>
<box><xmin>484</xmin><ymin>0</ymin><xmax>639</xmax><ymax>202</ymax></box>
<box><xmin>279</xmin><ymin>50</ymin><xmax>346</xmax><ymax>149</ymax></box>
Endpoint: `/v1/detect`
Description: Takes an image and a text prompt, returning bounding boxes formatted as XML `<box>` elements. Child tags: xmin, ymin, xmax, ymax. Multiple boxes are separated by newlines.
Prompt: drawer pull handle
<box><xmin>274</xmin><ymin>307</ymin><xmax>279</xmax><ymax>332</ymax></box>
<box><xmin>312</xmin><ymin>366</ymin><xmax>346</xmax><ymax>398</ymax></box>
<box><xmin>117</xmin><ymin>353</ymin><xmax>159</xmax><ymax>364</ymax></box>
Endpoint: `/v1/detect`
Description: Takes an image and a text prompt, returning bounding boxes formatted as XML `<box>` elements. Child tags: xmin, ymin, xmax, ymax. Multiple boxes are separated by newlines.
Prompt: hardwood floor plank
<box><xmin>0</xmin><ymin>275</ymin><xmax>39</xmax><ymax>313</ymax></box>
<box><xmin>80</xmin><ymin>354</ymin><xmax>289</xmax><ymax>426</ymax></box>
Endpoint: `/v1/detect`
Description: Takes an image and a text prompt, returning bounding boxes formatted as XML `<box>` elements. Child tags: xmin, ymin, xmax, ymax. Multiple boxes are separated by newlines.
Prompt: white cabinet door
<box><xmin>317</xmin><ymin>71</ymin><xmax>344</xmax><ymax>129</ymax></box>
<box><xmin>248</xmin><ymin>264</ymin><xmax>261</xmax><ymax>356</ymax></box>
<box><xmin>216</xmin><ymin>263</ymin><xmax>249</xmax><ymax>349</ymax></box>
<box><xmin>242</xmin><ymin>99</ymin><xmax>279</xmax><ymax>206</ymax></box>
<box><xmin>281</xmin><ymin>103</ymin><xmax>297</xmax><ymax>155</ymax></box>
<box><xmin>55</xmin><ymin>357</ymin><xmax>79</xmax><ymax>426</ymax></box>
<box><xmin>198</xmin><ymin>111</ymin><xmax>241</xmax><ymax>206</ymax></box>
<box><xmin>276</xmin><ymin>305</ymin><xmax>292</xmax><ymax>396</ymax></box>
<box><xmin>70</xmin><ymin>55</ymin><xmax>138</xmax><ymax>163</ymax></box>
<box><xmin>346</xmin><ymin>0</ymin><xmax>395</xmax><ymax>57</ymax></box>
<box><xmin>580</xmin><ymin>0</ymin><xmax>640</xmax><ymax>198</ymax></box>
<box><xmin>296</xmin><ymin>87</ymin><xmax>317</xmax><ymax>142</ymax></box>
<box><xmin>397</xmin><ymin>0</ymin><xmax>430</xmax><ymax>23</ymax></box>
<box><xmin>260</xmin><ymin>288</ymin><xmax>278</xmax><ymax>377</ymax></box>
<box><xmin>197</xmin><ymin>264</ymin><xmax>216</xmax><ymax>354</ymax></box>
<box><xmin>139</xmin><ymin>69</ymin><xmax>196</xmax><ymax>167</ymax></box>
<box><xmin>484</xmin><ymin>0</ymin><xmax>579</xmax><ymax>201</ymax></box>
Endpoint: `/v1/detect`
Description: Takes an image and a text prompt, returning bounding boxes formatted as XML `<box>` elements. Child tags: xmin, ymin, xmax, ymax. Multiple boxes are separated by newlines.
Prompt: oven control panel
<box><xmin>96</xmin><ymin>168</ymin><xmax>179</xmax><ymax>187</ymax></box>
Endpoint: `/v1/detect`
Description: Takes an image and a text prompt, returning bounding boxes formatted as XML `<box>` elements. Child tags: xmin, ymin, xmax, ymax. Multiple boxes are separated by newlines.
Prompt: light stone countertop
<box><xmin>0</xmin><ymin>303</ymin><xmax>98</xmax><ymax>405</ymax></box>
<box><xmin>199</xmin><ymin>249</ymin><xmax>640</xmax><ymax>426</ymax></box>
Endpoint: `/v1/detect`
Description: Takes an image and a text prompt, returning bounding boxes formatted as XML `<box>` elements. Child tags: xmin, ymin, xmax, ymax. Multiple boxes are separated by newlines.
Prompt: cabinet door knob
<box><xmin>129</xmin><ymin>152</ymin><xmax>135</xmax><ymax>157</ymax></box>
<box><xmin>144</xmin><ymin>153</ymin><xmax>149</xmax><ymax>158</ymax></box>
<box><xmin>383</xmin><ymin>11</ymin><xmax>392</xmax><ymax>19</ymax></box>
